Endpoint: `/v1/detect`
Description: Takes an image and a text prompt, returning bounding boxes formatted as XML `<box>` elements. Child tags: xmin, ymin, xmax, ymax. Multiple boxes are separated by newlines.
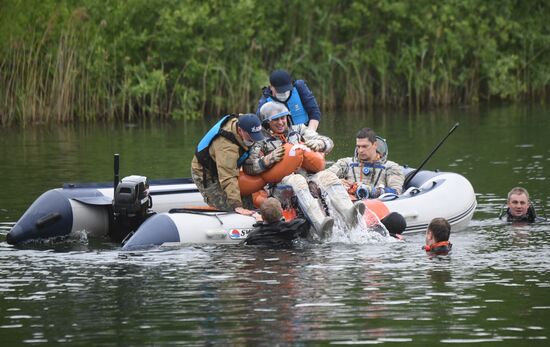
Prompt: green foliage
<box><xmin>1</xmin><ymin>0</ymin><xmax>549</xmax><ymax>126</ymax></box>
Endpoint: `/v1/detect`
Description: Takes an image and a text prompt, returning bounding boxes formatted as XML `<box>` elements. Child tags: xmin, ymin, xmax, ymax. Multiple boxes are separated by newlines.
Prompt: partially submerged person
<box><xmin>502</xmin><ymin>187</ymin><xmax>538</xmax><ymax>223</ymax></box>
<box><xmin>192</xmin><ymin>114</ymin><xmax>264</xmax><ymax>215</ymax></box>
<box><xmin>380</xmin><ymin>212</ymin><xmax>407</xmax><ymax>239</ymax></box>
<box><xmin>243</xmin><ymin>101</ymin><xmax>364</xmax><ymax>239</ymax></box>
<box><xmin>423</xmin><ymin>217</ymin><xmax>452</xmax><ymax>255</ymax></box>
<box><xmin>257</xmin><ymin>69</ymin><xmax>321</xmax><ymax>131</ymax></box>
<box><xmin>327</xmin><ymin>127</ymin><xmax>404</xmax><ymax>199</ymax></box>
<box><xmin>243</xmin><ymin>197</ymin><xmax>309</xmax><ymax>247</ymax></box>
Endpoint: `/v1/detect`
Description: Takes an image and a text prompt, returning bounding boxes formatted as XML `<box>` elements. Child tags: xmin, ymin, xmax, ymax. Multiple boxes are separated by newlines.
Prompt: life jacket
<box><xmin>242</xmin><ymin>218</ymin><xmax>309</xmax><ymax>247</ymax></box>
<box><xmin>195</xmin><ymin>114</ymin><xmax>249</xmax><ymax>184</ymax></box>
<box><xmin>267</xmin><ymin>86</ymin><xmax>309</xmax><ymax>125</ymax></box>
<box><xmin>423</xmin><ymin>241</ymin><xmax>452</xmax><ymax>254</ymax></box>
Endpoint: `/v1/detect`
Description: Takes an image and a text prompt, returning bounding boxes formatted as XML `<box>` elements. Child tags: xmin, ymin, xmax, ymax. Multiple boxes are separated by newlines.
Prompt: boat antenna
<box><xmin>114</xmin><ymin>153</ymin><xmax>120</xmax><ymax>193</ymax></box>
<box><xmin>403</xmin><ymin>122</ymin><xmax>460</xmax><ymax>188</ymax></box>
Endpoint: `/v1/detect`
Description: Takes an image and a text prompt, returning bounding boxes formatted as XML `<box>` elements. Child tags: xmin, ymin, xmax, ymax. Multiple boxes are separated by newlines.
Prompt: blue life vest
<box><xmin>195</xmin><ymin>115</ymin><xmax>249</xmax><ymax>183</ymax></box>
<box><xmin>267</xmin><ymin>86</ymin><xmax>309</xmax><ymax>125</ymax></box>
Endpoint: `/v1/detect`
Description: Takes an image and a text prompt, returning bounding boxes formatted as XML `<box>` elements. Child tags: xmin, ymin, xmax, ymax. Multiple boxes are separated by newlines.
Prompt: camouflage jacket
<box><xmin>242</xmin><ymin>124</ymin><xmax>333</xmax><ymax>175</ymax></box>
<box><xmin>191</xmin><ymin>117</ymin><xmax>250</xmax><ymax>208</ymax></box>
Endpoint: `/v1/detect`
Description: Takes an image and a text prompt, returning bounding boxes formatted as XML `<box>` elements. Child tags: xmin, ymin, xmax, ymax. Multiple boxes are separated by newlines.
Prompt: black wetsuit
<box><xmin>243</xmin><ymin>218</ymin><xmax>309</xmax><ymax>248</ymax></box>
<box><xmin>505</xmin><ymin>206</ymin><xmax>537</xmax><ymax>223</ymax></box>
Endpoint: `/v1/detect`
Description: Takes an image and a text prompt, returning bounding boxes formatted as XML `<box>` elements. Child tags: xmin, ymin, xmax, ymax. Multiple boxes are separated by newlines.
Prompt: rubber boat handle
<box><xmin>400</xmin><ymin>211</ymin><xmax>419</xmax><ymax>219</ymax></box>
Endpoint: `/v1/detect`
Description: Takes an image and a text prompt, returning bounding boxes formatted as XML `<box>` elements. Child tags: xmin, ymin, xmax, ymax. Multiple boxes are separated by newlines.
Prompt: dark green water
<box><xmin>1</xmin><ymin>105</ymin><xmax>549</xmax><ymax>346</ymax></box>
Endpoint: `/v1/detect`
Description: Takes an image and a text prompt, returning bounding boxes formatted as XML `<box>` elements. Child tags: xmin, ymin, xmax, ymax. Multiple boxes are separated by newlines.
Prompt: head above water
<box><xmin>426</xmin><ymin>217</ymin><xmax>451</xmax><ymax>244</ymax></box>
<box><xmin>507</xmin><ymin>186</ymin><xmax>530</xmax><ymax>218</ymax></box>
<box><xmin>259</xmin><ymin>101</ymin><xmax>290</xmax><ymax>134</ymax></box>
<box><xmin>260</xmin><ymin>197</ymin><xmax>283</xmax><ymax>224</ymax></box>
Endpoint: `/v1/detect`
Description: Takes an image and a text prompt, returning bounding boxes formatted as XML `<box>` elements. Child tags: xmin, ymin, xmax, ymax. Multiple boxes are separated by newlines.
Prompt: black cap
<box><xmin>269</xmin><ymin>70</ymin><xmax>293</xmax><ymax>93</ymax></box>
<box><xmin>237</xmin><ymin>114</ymin><xmax>264</xmax><ymax>142</ymax></box>
<box><xmin>381</xmin><ymin>212</ymin><xmax>407</xmax><ymax>235</ymax></box>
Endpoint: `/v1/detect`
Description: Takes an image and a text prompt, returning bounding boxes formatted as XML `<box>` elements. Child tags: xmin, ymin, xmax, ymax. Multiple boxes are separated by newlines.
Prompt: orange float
<box><xmin>238</xmin><ymin>143</ymin><xmax>326</xmax><ymax>206</ymax></box>
<box><xmin>364</xmin><ymin>199</ymin><xmax>390</xmax><ymax>219</ymax></box>
<box><xmin>238</xmin><ymin>173</ymin><xmax>265</xmax><ymax>196</ymax></box>
<box><xmin>239</xmin><ymin>143</ymin><xmax>305</xmax><ymax>195</ymax></box>
<box><xmin>363</xmin><ymin>199</ymin><xmax>390</xmax><ymax>226</ymax></box>
<box><xmin>260</xmin><ymin>143</ymin><xmax>304</xmax><ymax>183</ymax></box>
<box><xmin>252</xmin><ymin>190</ymin><xmax>268</xmax><ymax>208</ymax></box>
<box><xmin>301</xmin><ymin>150</ymin><xmax>325</xmax><ymax>173</ymax></box>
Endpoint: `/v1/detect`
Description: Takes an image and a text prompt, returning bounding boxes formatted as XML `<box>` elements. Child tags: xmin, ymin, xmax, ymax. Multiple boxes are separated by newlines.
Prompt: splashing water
<box><xmin>324</xmin><ymin>198</ymin><xmax>393</xmax><ymax>244</ymax></box>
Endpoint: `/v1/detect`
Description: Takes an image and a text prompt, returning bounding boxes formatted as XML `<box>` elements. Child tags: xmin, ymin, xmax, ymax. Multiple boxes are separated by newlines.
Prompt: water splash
<box><xmin>324</xmin><ymin>199</ymin><xmax>393</xmax><ymax>244</ymax></box>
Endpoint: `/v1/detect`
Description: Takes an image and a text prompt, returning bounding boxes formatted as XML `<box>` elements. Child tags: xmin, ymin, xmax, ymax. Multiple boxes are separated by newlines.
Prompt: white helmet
<box><xmin>259</xmin><ymin>101</ymin><xmax>291</xmax><ymax>126</ymax></box>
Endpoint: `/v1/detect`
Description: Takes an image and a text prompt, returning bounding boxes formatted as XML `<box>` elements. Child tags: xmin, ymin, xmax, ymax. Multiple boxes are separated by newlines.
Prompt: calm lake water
<box><xmin>1</xmin><ymin>105</ymin><xmax>549</xmax><ymax>346</ymax></box>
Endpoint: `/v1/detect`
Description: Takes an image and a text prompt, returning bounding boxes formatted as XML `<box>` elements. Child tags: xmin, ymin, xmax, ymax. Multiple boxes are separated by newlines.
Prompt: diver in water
<box><xmin>423</xmin><ymin>217</ymin><xmax>452</xmax><ymax>255</ymax></box>
<box><xmin>501</xmin><ymin>187</ymin><xmax>545</xmax><ymax>223</ymax></box>
<box><xmin>243</xmin><ymin>197</ymin><xmax>309</xmax><ymax>247</ymax></box>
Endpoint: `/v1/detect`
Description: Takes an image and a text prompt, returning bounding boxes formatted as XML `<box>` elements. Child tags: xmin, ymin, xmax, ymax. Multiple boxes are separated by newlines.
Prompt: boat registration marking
<box><xmin>229</xmin><ymin>228</ymin><xmax>253</xmax><ymax>240</ymax></box>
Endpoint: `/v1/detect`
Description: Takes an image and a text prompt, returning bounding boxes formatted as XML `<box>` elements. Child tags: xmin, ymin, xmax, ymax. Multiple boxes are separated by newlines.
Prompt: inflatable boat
<box><xmin>6</xmin><ymin>166</ymin><xmax>477</xmax><ymax>248</ymax></box>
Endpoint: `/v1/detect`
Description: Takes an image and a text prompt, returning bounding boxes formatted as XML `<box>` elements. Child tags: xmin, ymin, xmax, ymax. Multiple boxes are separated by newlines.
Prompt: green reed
<box><xmin>1</xmin><ymin>0</ymin><xmax>549</xmax><ymax>127</ymax></box>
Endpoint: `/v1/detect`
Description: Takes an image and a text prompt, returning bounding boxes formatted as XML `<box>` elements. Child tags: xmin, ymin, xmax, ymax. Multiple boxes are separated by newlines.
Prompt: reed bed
<box><xmin>1</xmin><ymin>0</ymin><xmax>549</xmax><ymax>127</ymax></box>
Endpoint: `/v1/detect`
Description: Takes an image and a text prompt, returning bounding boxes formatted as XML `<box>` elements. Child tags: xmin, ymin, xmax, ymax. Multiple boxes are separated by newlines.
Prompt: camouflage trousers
<box><xmin>191</xmin><ymin>169</ymin><xmax>253</xmax><ymax>211</ymax></box>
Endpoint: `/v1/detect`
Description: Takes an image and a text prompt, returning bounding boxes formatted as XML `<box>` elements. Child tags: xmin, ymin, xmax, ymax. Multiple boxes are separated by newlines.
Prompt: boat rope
<box><xmin>168</xmin><ymin>208</ymin><xmax>226</xmax><ymax>225</ymax></box>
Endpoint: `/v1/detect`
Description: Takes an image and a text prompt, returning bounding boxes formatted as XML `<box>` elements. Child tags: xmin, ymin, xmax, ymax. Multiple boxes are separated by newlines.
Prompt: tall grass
<box><xmin>1</xmin><ymin>0</ymin><xmax>549</xmax><ymax>127</ymax></box>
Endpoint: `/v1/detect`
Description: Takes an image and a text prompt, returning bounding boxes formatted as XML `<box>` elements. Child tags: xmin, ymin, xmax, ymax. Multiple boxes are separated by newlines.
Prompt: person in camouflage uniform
<box><xmin>243</xmin><ymin>102</ymin><xmax>364</xmax><ymax>239</ymax></box>
<box><xmin>327</xmin><ymin>127</ymin><xmax>404</xmax><ymax>199</ymax></box>
<box><xmin>191</xmin><ymin>114</ymin><xmax>264</xmax><ymax>215</ymax></box>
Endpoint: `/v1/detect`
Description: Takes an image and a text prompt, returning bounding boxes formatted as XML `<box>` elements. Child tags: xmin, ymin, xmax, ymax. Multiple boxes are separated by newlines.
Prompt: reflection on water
<box><xmin>1</xmin><ymin>105</ymin><xmax>550</xmax><ymax>345</ymax></box>
<box><xmin>1</xmin><ymin>220</ymin><xmax>549</xmax><ymax>345</ymax></box>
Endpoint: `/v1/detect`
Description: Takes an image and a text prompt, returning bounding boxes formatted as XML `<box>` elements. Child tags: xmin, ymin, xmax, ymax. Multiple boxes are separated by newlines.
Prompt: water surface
<box><xmin>1</xmin><ymin>105</ymin><xmax>549</xmax><ymax>345</ymax></box>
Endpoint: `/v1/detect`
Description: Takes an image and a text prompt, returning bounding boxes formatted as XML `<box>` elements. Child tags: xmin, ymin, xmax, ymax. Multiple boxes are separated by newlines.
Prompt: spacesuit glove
<box><xmin>304</xmin><ymin>139</ymin><xmax>325</xmax><ymax>152</ymax></box>
<box><xmin>262</xmin><ymin>146</ymin><xmax>285</xmax><ymax>167</ymax></box>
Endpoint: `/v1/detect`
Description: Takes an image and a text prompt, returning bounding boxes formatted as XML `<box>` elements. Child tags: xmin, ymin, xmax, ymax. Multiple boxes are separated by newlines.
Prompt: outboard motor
<box><xmin>111</xmin><ymin>175</ymin><xmax>154</xmax><ymax>242</ymax></box>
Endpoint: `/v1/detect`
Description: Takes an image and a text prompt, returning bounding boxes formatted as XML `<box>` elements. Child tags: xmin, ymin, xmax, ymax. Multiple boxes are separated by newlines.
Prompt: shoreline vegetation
<box><xmin>1</xmin><ymin>0</ymin><xmax>549</xmax><ymax>127</ymax></box>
